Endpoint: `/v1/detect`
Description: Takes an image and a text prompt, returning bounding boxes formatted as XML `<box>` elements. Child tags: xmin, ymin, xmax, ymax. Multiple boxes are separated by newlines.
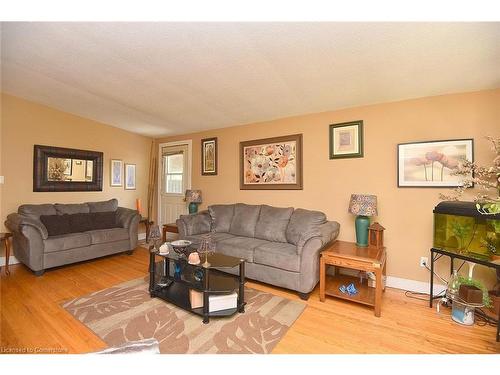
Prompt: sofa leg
<box><xmin>34</xmin><ymin>269</ymin><xmax>45</xmax><ymax>276</ymax></box>
<box><xmin>298</xmin><ymin>292</ymin><xmax>310</xmax><ymax>301</ymax></box>
<box><xmin>126</xmin><ymin>250</ymin><xmax>134</xmax><ymax>255</ymax></box>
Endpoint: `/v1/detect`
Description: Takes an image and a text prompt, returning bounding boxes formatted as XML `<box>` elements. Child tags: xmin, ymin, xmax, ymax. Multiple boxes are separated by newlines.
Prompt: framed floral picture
<box><xmin>240</xmin><ymin>134</ymin><xmax>303</xmax><ymax>190</ymax></box>
<box><xmin>124</xmin><ymin>163</ymin><xmax>136</xmax><ymax>190</ymax></box>
<box><xmin>397</xmin><ymin>139</ymin><xmax>474</xmax><ymax>187</ymax></box>
<box><xmin>329</xmin><ymin>120</ymin><xmax>364</xmax><ymax>159</ymax></box>
<box><xmin>110</xmin><ymin>159</ymin><xmax>123</xmax><ymax>187</ymax></box>
<box><xmin>201</xmin><ymin>137</ymin><xmax>217</xmax><ymax>175</ymax></box>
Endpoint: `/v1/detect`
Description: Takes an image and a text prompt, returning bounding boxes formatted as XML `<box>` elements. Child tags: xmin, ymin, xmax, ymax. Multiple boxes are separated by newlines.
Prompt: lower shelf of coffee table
<box><xmin>152</xmin><ymin>280</ymin><xmax>239</xmax><ymax>318</ymax></box>
<box><xmin>324</xmin><ymin>274</ymin><xmax>375</xmax><ymax>307</ymax></box>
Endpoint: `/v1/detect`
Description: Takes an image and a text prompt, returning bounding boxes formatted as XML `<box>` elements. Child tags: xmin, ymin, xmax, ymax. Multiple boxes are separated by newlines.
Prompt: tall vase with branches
<box><xmin>440</xmin><ymin>136</ymin><xmax>500</xmax><ymax>214</ymax></box>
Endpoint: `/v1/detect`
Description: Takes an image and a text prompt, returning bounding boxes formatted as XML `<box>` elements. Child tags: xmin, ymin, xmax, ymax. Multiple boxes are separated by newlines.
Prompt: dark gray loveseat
<box><xmin>5</xmin><ymin>199</ymin><xmax>140</xmax><ymax>275</ymax></box>
<box><xmin>177</xmin><ymin>203</ymin><xmax>340</xmax><ymax>299</ymax></box>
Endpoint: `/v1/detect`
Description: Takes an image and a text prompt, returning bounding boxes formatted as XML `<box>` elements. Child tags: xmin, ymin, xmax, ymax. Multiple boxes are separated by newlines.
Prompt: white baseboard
<box><xmin>0</xmin><ymin>256</ymin><xmax>19</xmax><ymax>267</ymax></box>
<box><xmin>337</xmin><ymin>268</ymin><xmax>446</xmax><ymax>295</ymax></box>
<box><xmin>138</xmin><ymin>233</ymin><xmax>146</xmax><ymax>241</ymax></box>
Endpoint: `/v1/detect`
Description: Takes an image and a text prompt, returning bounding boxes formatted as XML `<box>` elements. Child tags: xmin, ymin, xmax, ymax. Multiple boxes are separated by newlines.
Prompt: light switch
<box><xmin>0</xmin><ymin>176</ymin><xmax>4</xmax><ymax>184</ymax></box>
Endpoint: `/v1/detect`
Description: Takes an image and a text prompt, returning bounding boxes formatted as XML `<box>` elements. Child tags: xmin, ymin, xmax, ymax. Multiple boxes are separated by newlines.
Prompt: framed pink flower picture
<box><xmin>397</xmin><ymin>138</ymin><xmax>474</xmax><ymax>187</ymax></box>
<box><xmin>240</xmin><ymin>134</ymin><xmax>303</xmax><ymax>190</ymax></box>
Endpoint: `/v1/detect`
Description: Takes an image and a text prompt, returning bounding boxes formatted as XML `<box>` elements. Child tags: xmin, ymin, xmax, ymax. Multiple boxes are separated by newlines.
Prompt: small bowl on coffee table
<box><xmin>171</xmin><ymin>240</ymin><xmax>192</xmax><ymax>257</ymax></box>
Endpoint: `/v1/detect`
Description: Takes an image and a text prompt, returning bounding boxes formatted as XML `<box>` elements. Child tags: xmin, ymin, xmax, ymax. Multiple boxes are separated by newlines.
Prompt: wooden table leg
<box><xmin>4</xmin><ymin>237</ymin><xmax>11</xmax><ymax>276</ymax></box>
<box><xmin>319</xmin><ymin>255</ymin><xmax>326</xmax><ymax>302</ymax></box>
<box><xmin>382</xmin><ymin>259</ymin><xmax>387</xmax><ymax>292</ymax></box>
<box><xmin>374</xmin><ymin>266</ymin><xmax>382</xmax><ymax>317</ymax></box>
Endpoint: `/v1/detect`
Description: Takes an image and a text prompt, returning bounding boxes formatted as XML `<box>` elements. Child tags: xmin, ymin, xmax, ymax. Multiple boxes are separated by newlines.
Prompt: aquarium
<box><xmin>433</xmin><ymin>201</ymin><xmax>500</xmax><ymax>260</ymax></box>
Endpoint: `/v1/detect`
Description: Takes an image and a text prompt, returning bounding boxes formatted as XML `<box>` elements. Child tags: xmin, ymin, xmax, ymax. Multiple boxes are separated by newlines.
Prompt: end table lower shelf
<box><xmin>323</xmin><ymin>274</ymin><xmax>376</xmax><ymax>307</ymax></box>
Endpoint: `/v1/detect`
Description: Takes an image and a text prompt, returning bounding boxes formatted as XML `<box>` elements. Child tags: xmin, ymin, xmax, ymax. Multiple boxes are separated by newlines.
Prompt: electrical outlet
<box><xmin>420</xmin><ymin>257</ymin><xmax>428</xmax><ymax>267</ymax></box>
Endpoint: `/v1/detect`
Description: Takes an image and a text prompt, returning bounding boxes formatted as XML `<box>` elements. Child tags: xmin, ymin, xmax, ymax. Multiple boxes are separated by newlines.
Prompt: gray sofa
<box><xmin>177</xmin><ymin>203</ymin><xmax>340</xmax><ymax>299</ymax></box>
<box><xmin>5</xmin><ymin>199</ymin><xmax>140</xmax><ymax>275</ymax></box>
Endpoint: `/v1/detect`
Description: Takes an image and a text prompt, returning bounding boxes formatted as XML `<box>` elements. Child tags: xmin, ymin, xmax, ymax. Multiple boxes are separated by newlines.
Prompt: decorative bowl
<box><xmin>171</xmin><ymin>240</ymin><xmax>192</xmax><ymax>256</ymax></box>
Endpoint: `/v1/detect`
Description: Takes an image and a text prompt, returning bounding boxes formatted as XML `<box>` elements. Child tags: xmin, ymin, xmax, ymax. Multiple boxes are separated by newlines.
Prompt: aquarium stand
<box><xmin>429</xmin><ymin>247</ymin><xmax>500</xmax><ymax>342</ymax></box>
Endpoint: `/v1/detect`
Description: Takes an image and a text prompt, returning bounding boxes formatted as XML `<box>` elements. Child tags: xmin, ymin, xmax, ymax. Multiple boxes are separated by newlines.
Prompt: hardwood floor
<box><xmin>1</xmin><ymin>246</ymin><xmax>498</xmax><ymax>354</ymax></box>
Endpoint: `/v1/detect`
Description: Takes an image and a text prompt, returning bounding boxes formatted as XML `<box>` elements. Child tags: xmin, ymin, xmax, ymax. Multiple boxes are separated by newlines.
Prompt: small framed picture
<box><xmin>63</xmin><ymin>159</ymin><xmax>72</xmax><ymax>175</ymax></box>
<box><xmin>85</xmin><ymin>160</ymin><xmax>93</xmax><ymax>180</ymax></box>
<box><xmin>329</xmin><ymin>120</ymin><xmax>364</xmax><ymax>159</ymax></box>
<box><xmin>124</xmin><ymin>163</ymin><xmax>136</xmax><ymax>190</ymax></box>
<box><xmin>110</xmin><ymin>159</ymin><xmax>123</xmax><ymax>186</ymax></box>
<box><xmin>398</xmin><ymin>139</ymin><xmax>474</xmax><ymax>188</ymax></box>
<box><xmin>201</xmin><ymin>137</ymin><xmax>217</xmax><ymax>175</ymax></box>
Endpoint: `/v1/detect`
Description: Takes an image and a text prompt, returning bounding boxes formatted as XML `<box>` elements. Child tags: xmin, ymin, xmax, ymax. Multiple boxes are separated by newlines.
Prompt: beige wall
<box><xmin>0</xmin><ymin>94</ymin><xmax>153</xmax><ymax>237</ymax></box>
<box><xmin>157</xmin><ymin>89</ymin><xmax>500</xmax><ymax>285</ymax></box>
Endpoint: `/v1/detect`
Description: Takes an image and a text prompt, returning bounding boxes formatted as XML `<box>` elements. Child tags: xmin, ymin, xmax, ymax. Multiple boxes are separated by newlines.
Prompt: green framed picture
<box><xmin>329</xmin><ymin>120</ymin><xmax>364</xmax><ymax>159</ymax></box>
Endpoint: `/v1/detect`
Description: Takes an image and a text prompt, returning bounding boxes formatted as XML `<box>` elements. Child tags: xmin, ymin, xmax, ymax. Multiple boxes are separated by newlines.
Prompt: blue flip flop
<box><xmin>346</xmin><ymin>283</ymin><xmax>358</xmax><ymax>296</ymax></box>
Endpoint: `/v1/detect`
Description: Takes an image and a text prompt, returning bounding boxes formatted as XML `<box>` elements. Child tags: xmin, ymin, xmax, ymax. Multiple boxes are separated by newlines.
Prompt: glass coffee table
<box><xmin>148</xmin><ymin>246</ymin><xmax>246</xmax><ymax>324</ymax></box>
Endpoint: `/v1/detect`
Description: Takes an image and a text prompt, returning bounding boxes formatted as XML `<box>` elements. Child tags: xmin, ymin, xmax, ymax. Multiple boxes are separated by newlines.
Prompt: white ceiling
<box><xmin>1</xmin><ymin>22</ymin><xmax>499</xmax><ymax>137</ymax></box>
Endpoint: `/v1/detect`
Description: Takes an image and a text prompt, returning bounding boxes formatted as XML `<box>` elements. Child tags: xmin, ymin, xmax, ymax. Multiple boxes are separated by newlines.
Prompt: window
<box><xmin>164</xmin><ymin>153</ymin><xmax>184</xmax><ymax>194</ymax></box>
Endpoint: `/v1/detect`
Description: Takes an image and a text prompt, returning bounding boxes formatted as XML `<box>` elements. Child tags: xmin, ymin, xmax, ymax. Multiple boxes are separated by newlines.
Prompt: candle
<box><xmin>136</xmin><ymin>198</ymin><xmax>142</xmax><ymax>215</ymax></box>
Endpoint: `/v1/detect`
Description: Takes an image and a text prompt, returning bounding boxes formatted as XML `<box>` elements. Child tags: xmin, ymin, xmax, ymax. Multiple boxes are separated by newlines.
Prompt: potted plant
<box><xmin>457</xmin><ymin>275</ymin><xmax>492</xmax><ymax>307</ymax></box>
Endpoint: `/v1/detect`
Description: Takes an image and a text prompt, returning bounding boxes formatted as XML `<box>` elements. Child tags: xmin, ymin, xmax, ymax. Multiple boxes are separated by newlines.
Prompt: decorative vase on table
<box><xmin>348</xmin><ymin>194</ymin><xmax>378</xmax><ymax>247</ymax></box>
<box><xmin>185</xmin><ymin>189</ymin><xmax>202</xmax><ymax>214</ymax></box>
<box><xmin>148</xmin><ymin>224</ymin><xmax>162</xmax><ymax>250</ymax></box>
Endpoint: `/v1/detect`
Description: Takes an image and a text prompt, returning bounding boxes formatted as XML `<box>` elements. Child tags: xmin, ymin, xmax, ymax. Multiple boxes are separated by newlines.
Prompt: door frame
<box><xmin>157</xmin><ymin>140</ymin><xmax>192</xmax><ymax>226</ymax></box>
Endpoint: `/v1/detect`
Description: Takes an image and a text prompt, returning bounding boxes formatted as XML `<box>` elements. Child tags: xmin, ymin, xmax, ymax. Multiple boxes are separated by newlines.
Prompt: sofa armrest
<box><xmin>116</xmin><ymin>207</ymin><xmax>140</xmax><ymax>229</ymax></box>
<box><xmin>296</xmin><ymin>221</ymin><xmax>340</xmax><ymax>294</ymax></box>
<box><xmin>296</xmin><ymin>220</ymin><xmax>340</xmax><ymax>254</ymax></box>
<box><xmin>5</xmin><ymin>213</ymin><xmax>49</xmax><ymax>239</ymax></box>
<box><xmin>176</xmin><ymin>211</ymin><xmax>211</xmax><ymax>237</ymax></box>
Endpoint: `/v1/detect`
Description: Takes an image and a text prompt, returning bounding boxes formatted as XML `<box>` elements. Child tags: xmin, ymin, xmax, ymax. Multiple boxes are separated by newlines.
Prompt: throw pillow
<box><xmin>91</xmin><ymin>211</ymin><xmax>119</xmax><ymax>230</ymax></box>
<box><xmin>40</xmin><ymin>214</ymin><xmax>71</xmax><ymax>237</ymax></box>
<box><xmin>69</xmin><ymin>213</ymin><xmax>93</xmax><ymax>233</ymax></box>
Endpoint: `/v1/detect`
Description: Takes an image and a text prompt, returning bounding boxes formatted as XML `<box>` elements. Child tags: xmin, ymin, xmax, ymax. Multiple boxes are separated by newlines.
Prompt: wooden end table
<box><xmin>1</xmin><ymin>232</ymin><xmax>13</xmax><ymax>276</ymax></box>
<box><xmin>162</xmin><ymin>223</ymin><xmax>179</xmax><ymax>242</ymax></box>
<box><xmin>320</xmin><ymin>240</ymin><xmax>387</xmax><ymax>317</ymax></box>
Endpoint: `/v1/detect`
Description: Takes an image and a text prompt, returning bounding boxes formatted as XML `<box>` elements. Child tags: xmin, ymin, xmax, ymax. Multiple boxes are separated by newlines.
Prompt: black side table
<box><xmin>429</xmin><ymin>247</ymin><xmax>500</xmax><ymax>342</ymax></box>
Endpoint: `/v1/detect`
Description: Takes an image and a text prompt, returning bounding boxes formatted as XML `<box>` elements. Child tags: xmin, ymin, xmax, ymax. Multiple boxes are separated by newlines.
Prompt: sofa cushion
<box><xmin>88</xmin><ymin>228</ymin><xmax>129</xmax><ymax>245</ymax></box>
<box><xmin>40</xmin><ymin>214</ymin><xmax>71</xmax><ymax>236</ymax></box>
<box><xmin>286</xmin><ymin>208</ymin><xmax>327</xmax><ymax>246</ymax></box>
<box><xmin>254</xmin><ymin>242</ymin><xmax>300</xmax><ymax>272</ymax></box>
<box><xmin>91</xmin><ymin>211</ymin><xmax>119</xmax><ymax>230</ymax></box>
<box><xmin>215</xmin><ymin>236</ymin><xmax>268</xmax><ymax>262</ymax></box>
<box><xmin>184</xmin><ymin>232</ymin><xmax>235</xmax><ymax>246</ymax></box>
<box><xmin>229</xmin><ymin>204</ymin><xmax>261</xmax><ymax>237</ymax></box>
<box><xmin>179</xmin><ymin>212</ymin><xmax>211</xmax><ymax>235</ymax></box>
<box><xmin>55</xmin><ymin>203</ymin><xmax>90</xmax><ymax>215</ymax></box>
<box><xmin>43</xmin><ymin>232</ymin><xmax>92</xmax><ymax>253</ymax></box>
<box><xmin>87</xmin><ymin>199</ymin><xmax>118</xmax><ymax>213</ymax></box>
<box><xmin>18</xmin><ymin>204</ymin><xmax>57</xmax><ymax>219</ymax></box>
<box><xmin>254</xmin><ymin>205</ymin><xmax>294</xmax><ymax>243</ymax></box>
<box><xmin>208</xmin><ymin>204</ymin><xmax>235</xmax><ymax>233</ymax></box>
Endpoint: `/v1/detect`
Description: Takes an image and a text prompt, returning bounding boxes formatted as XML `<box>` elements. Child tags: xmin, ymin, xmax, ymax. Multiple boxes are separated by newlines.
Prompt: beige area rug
<box><xmin>62</xmin><ymin>276</ymin><xmax>305</xmax><ymax>353</ymax></box>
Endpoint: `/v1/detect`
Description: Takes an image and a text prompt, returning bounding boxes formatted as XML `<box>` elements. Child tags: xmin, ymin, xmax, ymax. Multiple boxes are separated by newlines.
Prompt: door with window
<box><xmin>159</xmin><ymin>143</ymin><xmax>190</xmax><ymax>226</ymax></box>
